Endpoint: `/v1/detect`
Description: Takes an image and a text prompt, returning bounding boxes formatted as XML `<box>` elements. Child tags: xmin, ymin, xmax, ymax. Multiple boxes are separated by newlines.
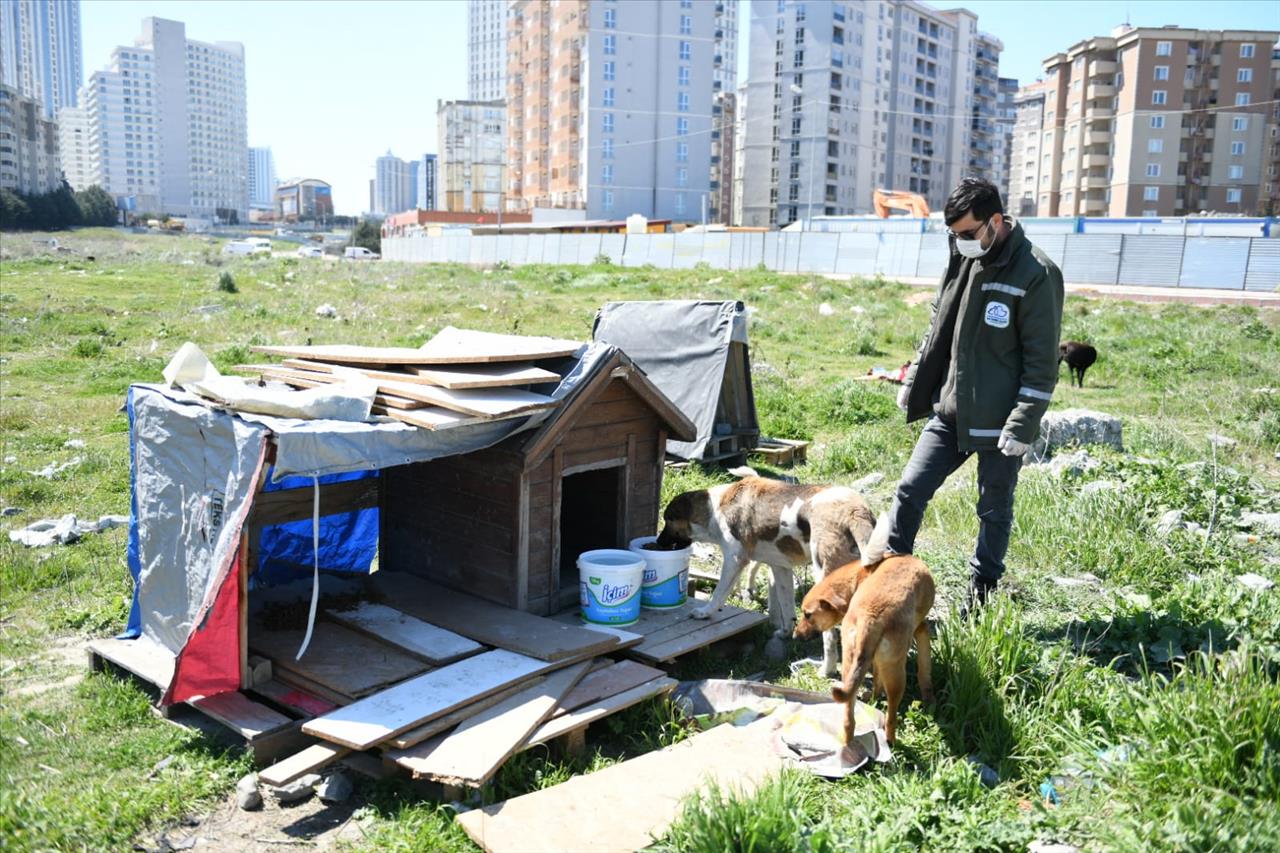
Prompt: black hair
<box><xmin>943</xmin><ymin>177</ymin><xmax>1004</xmax><ymax>226</ymax></box>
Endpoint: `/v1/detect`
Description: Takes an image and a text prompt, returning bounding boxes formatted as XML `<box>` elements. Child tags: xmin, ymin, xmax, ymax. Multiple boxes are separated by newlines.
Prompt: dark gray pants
<box><xmin>885</xmin><ymin>416</ymin><xmax>1021</xmax><ymax>585</ymax></box>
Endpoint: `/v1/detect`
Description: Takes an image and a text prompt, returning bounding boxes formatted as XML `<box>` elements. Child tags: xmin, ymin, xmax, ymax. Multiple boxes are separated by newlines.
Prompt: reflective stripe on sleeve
<box><xmin>981</xmin><ymin>283</ymin><xmax>1027</xmax><ymax>297</ymax></box>
<box><xmin>1018</xmin><ymin>386</ymin><xmax>1053</xmax><ymax>401</ymax></box>
<box><xmin>969</xmin><ymin>428</ymin><xmax>1003</xmax><ymax>437</ymax></box>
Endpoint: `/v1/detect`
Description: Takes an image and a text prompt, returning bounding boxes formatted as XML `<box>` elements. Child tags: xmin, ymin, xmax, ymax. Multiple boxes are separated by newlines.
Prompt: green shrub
<box><xmin>217</xmin><ymin>270</ymin><xmax>237</xmax><ymax>293</ymax></box>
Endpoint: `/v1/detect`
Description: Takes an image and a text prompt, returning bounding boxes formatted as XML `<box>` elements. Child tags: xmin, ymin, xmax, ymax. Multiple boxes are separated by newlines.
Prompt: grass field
<box><xmin>1</xmin><ymin>227</ymin><xmax>1278</xmax><ymax>851</ymax></box>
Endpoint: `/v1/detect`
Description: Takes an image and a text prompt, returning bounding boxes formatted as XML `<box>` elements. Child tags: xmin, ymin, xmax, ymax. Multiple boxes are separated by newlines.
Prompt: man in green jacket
<box><xmin>860</xmin><ymin>178</ymin><xmax>1064</xmax><ymax>609</ymax></box>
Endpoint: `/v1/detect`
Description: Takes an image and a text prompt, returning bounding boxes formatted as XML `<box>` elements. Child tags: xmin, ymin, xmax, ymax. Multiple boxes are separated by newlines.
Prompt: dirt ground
<box><xmin>140</xmin><ymin>790</ymin><xmax>373</xmax><ymax>852</ymax></box>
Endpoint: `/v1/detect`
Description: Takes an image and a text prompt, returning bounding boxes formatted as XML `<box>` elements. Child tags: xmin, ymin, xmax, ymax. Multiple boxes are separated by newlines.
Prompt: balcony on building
<box><xmin>1084</xmin><ymin>152</ymin><xmax>1110</xmax><ymax>168</ymax></box>
<box><xmin>1090</xmin><ymin>59</ymin><xmax>1118</xmax><ymax>76</ymax></box>
<box><xmin>1087</xmin><ymin>129</ymin><xmax>1112</xmax><ymax>145</ymax></box>
<box><xmin>1087</xmin><ymin>82</ymin><xmax>1116</xmax><ymax>99</ymax></box>
<box><xmin>1081</xmin><ymin>172</ymin><xmax>1109</xmax><ymax>188</ymax></box>
<box><xmin>1085</xmin><ymin>105</ymin><xmax>1115</xmax><ymax>122</ymax></box>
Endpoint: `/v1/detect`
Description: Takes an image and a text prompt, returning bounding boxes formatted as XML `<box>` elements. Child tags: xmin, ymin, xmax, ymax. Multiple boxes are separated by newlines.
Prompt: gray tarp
<box><xmin>593</xmin><ymin>300</ymin><xmax>749</xmax><ymax>460</ymax></box>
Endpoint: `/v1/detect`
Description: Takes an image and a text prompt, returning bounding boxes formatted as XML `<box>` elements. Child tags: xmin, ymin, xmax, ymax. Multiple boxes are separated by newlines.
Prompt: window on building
<box><xmin>603</xmin><ymin>7</ymin><xmax>616</xmax><ymax>28</ymax></box>
<box><xmin>603</xmin><ymin>60</ymin><xmax>616</xmax><ymax>81</ymax></box>
<box><xmin>1146</xmin><ymin>163</ymin><xmax>1160</xmax><ymax>177</ymax></box>
<box><xmin>1233</xmin><ymin>117</ymin><xmax>1248</xmax><ymax>131</ymax></box>
<box><xmin>677</xmin><ymin>117</ymin><xmax>689</xmax><ymax>136</ymax></box>
<box><xmin>1152</xmin><ymin>90</ymin><xmax>1167</xmax><ymax>105</ymax></box>
<box><xmin>1229</xmin><ymin>165</ymin><xmax>1244</xmax><ymax>179</ymax></box>
<box><xmin>676</xmin><ymin>141</ymin><xmax>688</xmax><ymax>162</ymax></box>
<box><xmin>678</xmin><ymin>66</ymin><xmax>689</xmax><ymax>86</ymax></box>
<box><xmin>603</xmin><ymin>35</ymin><xmax>616</xmax><ymax>55</ymax></box>
<box><xmin>1240</xmin><ymin>43</ymin><xmax>1255</xmax><ymax>58</ymax></box>
<box><xmin>603</xmin><ymin>112</ymin><xmax>614</xmax><ymax>133</ymax></box>
<box><xmin>1227</xmin><ymin>188</ymin><xmax>1242</xmax><ymax>203</ymax></box>
<box><xmin>602</xmin><ymin>138</ymin><xmax>614</xmax><ymax>159</ymax></box>
<box><xmin>679</xmin><ymin>15</ymin><xmax>692</xmax><ymax>35</ymax></box>
<box><xmin>603</xmin><ymin>87</ymin><xmax>615</xmax><ymax>107</ymax></box>
<box><xmin>1150</xmin><ymin>115</ymin><xmax>1165</xmax><ymax>129</ymax></box>
<box><xmin>1232</xmin><ymin>141</ymin><xmax>1245</xmax><ymax>155</ymax></box>
<box><xmin>603</xmin><ymin>189</ymin><xmax>614</xmax><ymax>212</ymax></box>
<box><xmin>675</xmin><ymin>193</ymin><xmax>687</xmax><ymax>214</ymax></box>
<box><xmin>679</xmin><ymin>41</ymin><xmax>691</xmax><ymax>61</ymax></box>
<box><xmin>681</xmin><ymin>0</ymin><xmax>693</xmax><ymax>7</ymax></box>
<box><xmin>1155</xmin><ymin>40</ymin><xmax>1172</xmax><ymax>56</ymax></box>
<box><xmin>1236</xmin><ymin>93</ymin><xmax>1251</xmax><ymax>106</ymax></box>
<box><xmin>1148</xmin><ymin>138</ymin><xmax>1163</xmax><ymax>153</ymax></box>
<box><xmin>1154</xmin><ymin>65</ymin><xmax>1169</xmax><ymax>81</ymax></box>
<box><xmin>1237</xmin><ymin>68</ymin><xmax>1253</xmax><ymax>83</ymax></box>
<box><xmin>602</xmin><ymin>164</ymin><xmax>614</xmax><ymax>185</ymax></box>
<box><xmin>792</xmin><ymin>116</ymin><xmax>801</xmax><ymax>134</ymax></box>
<box><xmin>677</xmin><ymin>166</ymin><xmax>688</xmax><ymax>187</ymax></box>
<box><xmin>677</xmin><ymin>92</ymin><xmax>689</xmax><ymax>113</ymax></box>
<box><xmin>1143</xmin><ymin>186</ymin><xmax>1160</xmax><ymax>201</ymax></box>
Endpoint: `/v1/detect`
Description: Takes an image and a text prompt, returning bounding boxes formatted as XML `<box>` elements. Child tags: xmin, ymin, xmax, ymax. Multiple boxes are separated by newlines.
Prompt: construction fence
<box><xmin>382</xmin><ymin>231</ymin><xmax>1280</xmax><ymax>292</ymax></box>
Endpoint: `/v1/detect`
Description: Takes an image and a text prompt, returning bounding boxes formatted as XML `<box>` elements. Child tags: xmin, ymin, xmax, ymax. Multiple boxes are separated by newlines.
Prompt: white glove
<box><xmin>896</xmin><ymin>384</ymin><xmax>910</xmax><ymax>411</ymax></box>
<box><xmin>997</xmin><ymin>432</ymin><xmax>1030</xmax><ymax>458</ymax></box>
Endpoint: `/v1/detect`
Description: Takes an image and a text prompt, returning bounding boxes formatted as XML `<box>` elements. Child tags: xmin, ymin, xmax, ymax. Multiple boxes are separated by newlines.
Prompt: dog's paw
<box><xmin>690</xmin><ymin>604</ymin><xmax>714</xmax><ymax>620</ymax></box>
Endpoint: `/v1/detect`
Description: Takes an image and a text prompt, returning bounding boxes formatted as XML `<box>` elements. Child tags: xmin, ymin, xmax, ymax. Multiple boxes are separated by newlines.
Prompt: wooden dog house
<box><xmin>379</xmin><ymin>350</ymin><xmax>696</xmax><ymax>615</ymax></box>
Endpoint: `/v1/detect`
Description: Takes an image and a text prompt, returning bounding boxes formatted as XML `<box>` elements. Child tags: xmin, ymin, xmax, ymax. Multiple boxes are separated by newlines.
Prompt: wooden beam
<box><xmin>259</xmin><ymin>742</ymin><xmax>351</xmax><ymax>788</ymax></box>
<box><xmin>279</xmin><ymin>359</ymin><xmax>561</xmax><ymax>390</ymax></box>
<box><xmin>524</xmin><ymin>677</ymin><xmax>678</xmax><ymax>749</ymax></box>
<box><xmin>386</xmin><ymin>680</ymin><xmax>540</xmax><ymax>750</ymax></box>
<box><xmin>248</xmin><ymin>477</ymin><xmax>379</xmax><ymax>529</ymax></box>
<box><xmin>189</xmin><ymin>691</ymin><xmax>292</xmax><ymax>740</ymax></box>
<box><xmin>325</xmin><ymin>602</ymin><xmax>484</xmax><ymax>666</ymax></box>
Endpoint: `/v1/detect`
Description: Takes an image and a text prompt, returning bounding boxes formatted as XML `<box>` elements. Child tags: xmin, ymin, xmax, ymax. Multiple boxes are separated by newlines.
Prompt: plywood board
<box><xmin>416</xmin><ymin>326</ymin><xmax>583</xmax><ymax>364</ymax></box>
<box><xmin>525</xmin><ymin>678</ymin><xmax>677</xmax><ymax>749</ymax></box>
<box><xmin>251</xmin><ymin>366</ymin><xmax>427</xmax><ymax>410</ymax></box>
<box><xmin>370</xmin><ymin>381</ymin><xmax>557</xmax><ymax>418</ymax></box>
<box><xmin>301</xmin><ymin>649</ymin><xmax>556</xmax><ymax>750</ymax></box>
<box><xmin>249</xmin><ymin>344</ymin><xmax>459</xmax><ymax>365</ymax></box>
<box><xmin>189</xmin><ymin>690</ymin><xmax>292</xmax><ymax>740</ymax></box>
<box><xmin>283</xmin><ymin>358</ymin><xmax>560</xmax><ymax>390</ymax></box>
<box><xmin>388</xmin><ymin>660</ymin><xmax>590</xmax><ymax>786</ymax></box>
<box><xmin>253</xmin><ymin>679</ymin><xmax>339</xmax><ymax>717</ymax></box>
<box><xmin>251</xmin><ymin>621</ymin><xmax>429</xmax><ymax>698</ymax></box>
<box><xmin>87</xmin><ymin>637</ymin><xmax>175</xmax><ymax>689</ymax></box>
<box><xmin>387</xmin><ymin>680</ymin><xmax>541</xmax><ymax>750</ymax></box>
<box><xmin>259</xmin><ymin>742</ymin><xmax>351</xmax><ymax>788</ymax></box>
<box><xmin>371</xmin><ymin>404</ymin><xmax>495</xmax><ymax>431</ymax></box>
<box><xmin>552</xmin><ymin>660</ymin><xmax>667</xmax><ymax>716</ymax></box>
<box><xmin>460</xmin><ymin>719</ymin><xmax>783</xmax><ymax>853</ymax></box>
<box><xmin>371</xmin><ymin>573</ymin><xmax>633</xmax><ymax>662</ymax></box>
<box><xmin>326</xmin><ymin>602</ymin><xmax>484</xmax><ymax>666</ymax></box>
<box><xmin>552</xmin><ymin>601</ymin><xmax>768</xmax><ymax>664</ymax></box>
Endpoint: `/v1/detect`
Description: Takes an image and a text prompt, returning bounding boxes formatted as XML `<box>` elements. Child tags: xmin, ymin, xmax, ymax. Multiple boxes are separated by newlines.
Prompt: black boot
<box><xmin>959</xmin><ymin>576</ymin><xmax>997</xmax><ymax>619</ymax></box>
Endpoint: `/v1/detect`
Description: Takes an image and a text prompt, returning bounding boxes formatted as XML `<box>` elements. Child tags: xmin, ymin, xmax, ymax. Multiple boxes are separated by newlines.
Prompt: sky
<box><xmin>82</xmin><ymin>0</ymin><xmax>1280</xmax><ymax>216</ymax></box>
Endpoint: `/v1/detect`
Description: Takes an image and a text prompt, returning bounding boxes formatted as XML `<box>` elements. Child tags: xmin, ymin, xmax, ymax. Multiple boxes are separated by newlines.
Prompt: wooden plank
<box><xmin>370</xmin><ymin>573</ymin><xmax>629</xmax><ymax>662</ymax></box>
<box><xmin>372</xmin><ymin>404</ymin><xmax>501</xmax><ymax>431</ymax></box>
<box><xmin>637</xmin><ymin>611</ymin><xmax>769</xmax><ymax>664</ymax></box>
<box><xmin>386</xmin><ymin>680</ymin><xmax>542</xmax><ymax>750</ymax></box>
<box><xmin>301</xmin><ymin>650</ymin><xmax>558</xmax><ymax>750</ymax></box>
<box><xmin>552</xmin><ymin>660</ymin><xmax>667</xmax><ymax>716</ymax></box>
<box><xmin>259</xmin><ymin>742</ymin><xmax>351</xmax><ymax>788</ymax></box>
<box><xmin>253</xmin><ymin>679</ymin><xmax>339</xmax><ymax>716</ymax></box>
<box><xmin>249</xmin><ymin>344</ymin><xmax>470</xmax><ymax>365</ymax></box>
<box><xmin>371</xmin><ymin>381</ymin><xmax>557</xmax><ymax>419</ymax></box>
<box><xmin>388</xmin><ymin>661</ymin><xmax>591</xmax><ymax>786</ymax></box>
<box><xmin>326</xmin><ymin>602</ymin><xmax>484</xmax><ymax>666</ymax></box>
<box><xmin>550</xmin><ymin>602</ymin><xmax>768</xmax><ymax>664</ymax></box>
<box><xmin>87</xmin><ymin>637</ymin><xmax>175</xmax><ymax>689</ymax></box>
<box><xmin>463</xmin><ymin>716</ymin><xmax>781</xmax><ymax>853</ymax></box>
<box><xmin>249</xmin><ymin>477</ymin><xmax>379</xmax><ymax>529</ymax></box>
<box><xmin>189</xmin><ymin>690</ymin><xmax>292</xmax><ymax>740</ymax></box>
<box><xmin>280</xmin><ymin>358</ymin><xmax>561</xmax><ymax>390</ymax></box>
<box><xmin>251</xmin><ymin>621</ymin><xmax>429</xmax><ymax>698</ymax></box>
<box><xmin>524</xmin><ymin>677</ymin><xmax>678</xmax><ymax>749</ymax></box>
<box><xmin>273</xmin><ymin>670</ymin><xmax>353</xmax><ymax>708</ymax></box>
<box><xmin>416</xmin><ymin>326</ymin><xmax>583</xmax><ymax>364</ymax></box>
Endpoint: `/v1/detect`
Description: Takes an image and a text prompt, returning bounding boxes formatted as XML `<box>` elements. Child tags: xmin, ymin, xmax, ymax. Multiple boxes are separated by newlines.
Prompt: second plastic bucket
<box><xmin>578</xmin><ymin>549</ymin><xmax>644</xmax><ymax>626</ymax></box>
<box><xmin>629</xmin><ymin>535</ymin><xmax>691</xmax><ymax>609</ymax></box>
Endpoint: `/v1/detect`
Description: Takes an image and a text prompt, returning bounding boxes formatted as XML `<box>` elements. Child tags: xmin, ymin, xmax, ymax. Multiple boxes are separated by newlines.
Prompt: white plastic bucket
<box><xmin>629</xmin><ymin>536</ymin><xmax>691</xmax><ymax>609</ymax></box>
<box><xmin>578</xmin><ymin>549</ymin><xmax>644</xmax><ymax>626</ymax></box>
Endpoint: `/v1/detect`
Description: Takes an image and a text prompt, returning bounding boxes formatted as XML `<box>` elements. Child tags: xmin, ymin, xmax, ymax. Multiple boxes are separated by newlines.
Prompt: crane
<box><xmin>873</xmin><ymin>189</ymin><xmax>931</xmax><ymax>219</ymax></box>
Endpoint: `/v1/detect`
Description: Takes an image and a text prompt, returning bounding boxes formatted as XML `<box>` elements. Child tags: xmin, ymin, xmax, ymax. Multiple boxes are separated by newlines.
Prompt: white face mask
<box><xmin>952</xmin><ymin>218</ymin><xmax>995</xmax><ymax>259</ymax></box>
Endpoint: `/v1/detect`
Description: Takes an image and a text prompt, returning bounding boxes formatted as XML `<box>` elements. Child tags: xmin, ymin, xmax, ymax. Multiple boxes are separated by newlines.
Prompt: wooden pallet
<box><xmin>750</xmin><ymin>437</ymin><xmax>810</xmax><ymax>467</ymax></box>
<box><xmin>551</xmin><ymin>600</ymin><xmax>768</xmax><ymax>665</ymax></box>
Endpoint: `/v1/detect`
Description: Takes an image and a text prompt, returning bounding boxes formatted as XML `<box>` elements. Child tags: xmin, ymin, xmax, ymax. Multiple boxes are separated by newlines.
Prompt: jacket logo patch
<box><xmin>984</xmin><ymin>302</ymin><xmax>1010</xmax><ymax>329</ymax></box>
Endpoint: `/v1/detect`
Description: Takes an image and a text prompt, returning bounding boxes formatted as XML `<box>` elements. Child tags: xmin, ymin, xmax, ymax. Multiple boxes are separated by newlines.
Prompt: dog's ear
<box><xmin>819</xmin><ymin>590</ymin><xmax>848</xmax><ymax>613</ymax></box>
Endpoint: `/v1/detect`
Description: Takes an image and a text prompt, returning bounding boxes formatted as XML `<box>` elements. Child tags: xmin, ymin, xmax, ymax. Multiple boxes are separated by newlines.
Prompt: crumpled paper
<box><xmin>8</xmin><ymin>513</ymin><xmax>130</xmax><ymax>547</ymax></box>
<box><xmin>163</xmin><ymin>342</ymin><xmax>377</xmax><ymax>421</ymax></box>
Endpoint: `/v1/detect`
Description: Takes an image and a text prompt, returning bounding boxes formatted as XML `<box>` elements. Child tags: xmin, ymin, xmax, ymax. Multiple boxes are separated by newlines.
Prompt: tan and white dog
<box><xmin>655</xmin><ymin>476</ymin><xmax>876</xmax><ymax>675</ymax></box>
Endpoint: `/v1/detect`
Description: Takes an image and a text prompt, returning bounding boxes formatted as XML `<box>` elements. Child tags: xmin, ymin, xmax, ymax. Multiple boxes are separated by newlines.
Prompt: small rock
<box><xmin>1079</xmin><ymin>480</ymin><xmax>1122</xmax><ymax>496</ymax></box>
<box><xmin>1241</xmin><ymin>512</ymin><xmax>1280</xmax><ymax>536</ymax></box>
<box><xmin>236</xmin><ymin>773</ymin><xmax>262</xmax><ymax>811</ymax></box>
<box><xmin>1206</xmin><ymin>433</ymin><xmax>1237</xmax><ymax>449</ymax></box>
<box><xmin>1155</xmin><ymin>509</ymin><xmax>1185</xmax><ymax>536</ymax></box>
<box><xmin>1051</xmin><ymin>573</ymin><xmax>1102</xmax><ymax>588</ymax></box>
<box><xmin>851</xmin><ymin>472</ymin><xmax>885</xmax><ymax>493</ymax></box>
<box><xmin>314</xmin><ymin>303</ymin><xmax>338</xmax><ymax>318</ymax></box>
<box><xmin>1</xmin><ymin>507</ymin><xmax>22</xmax><ymax>517</ymax></box>
<box><xmin>850</xmin><ymin>305</ymin><xmax>866</xmax><ymax>314</ymax></box>
<box><xmin>1028</xmin><ymin>409</ymin><xmax>1123</xmax><ymax>462</ymax></box>
<box><xmin>316</xmin><ymin>770</ymin><xmax>353</xmax><ymax>804</ymax></box>
<box><xmin>763</xmin><ymin>636</ymin><xmax>787</xmax><ymax>662</ymax></box>
<box><xmin>966</xmin><ymin>755</ymin><xmax>999</xmax><ymax>788</ymax></box>
<box><xmin>3</xmin><ymin>455</ymin><xmax>16</xmax><ymax>464</ymax></box>
<box><xmin>818</xmin><ymin>302</ymin><xmax>835</xmax><ymax>316</ymax></box>
<box><xmin>147</xmin><ymin>755</ymin><xmax>175</xmax><ymax>779</ymax></box>
<box><xmin>1237</xmin><ymin>573</ymin><xmax>1275</xmax><ymax>591</ymax></box>
<box><xmin>269</xmin><ymin>772</ymin><xmax>320</xmax><ymax>805</ymax></box>
<box><xmin>63</xmin><ymin>439</ymin><xmax>86</xmax><ymax>450</ymax></box>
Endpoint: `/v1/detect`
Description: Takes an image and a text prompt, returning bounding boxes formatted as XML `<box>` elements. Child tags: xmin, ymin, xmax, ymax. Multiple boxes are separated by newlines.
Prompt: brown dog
<box><xmin>794</xmin><ymin>556</ymin><xmax>935</xmax><ymax>746</ymax></box>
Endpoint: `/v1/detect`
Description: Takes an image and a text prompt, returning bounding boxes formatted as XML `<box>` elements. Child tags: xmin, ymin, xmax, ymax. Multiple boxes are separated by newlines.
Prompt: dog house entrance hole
<box><xmin>558</xmin><ymin>465</ymin><xmax>625</xmax><ymax>597</ymax></box>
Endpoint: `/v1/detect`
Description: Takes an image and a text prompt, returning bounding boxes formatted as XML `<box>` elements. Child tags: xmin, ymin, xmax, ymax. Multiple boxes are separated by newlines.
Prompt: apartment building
<box><xmin>993</xmin><ymin>76</ymin><xmax>1018</xmax><ymax>204</ymax></box>
<box><xmin>81</xmin><ymin>18</ymin><xmax>247</xmax><ymax>220</ymax></box>
<box><xmin>248</xmin><ymin>146</ymin><xmax>277</xmax><ymax>212</ymax></box>
<box><xmin>1039</xmin><ymin>25</ymin><xmax>1279</xmax><ymax>217</ymax></box>
<box><xmin>968</xmin><ymin>33</ymin><xmax>1001</xmax><ymax>185</ymax></box>
<box><xmin>731</xmin><ymin>82</ymin><xmax>748</xmax><ymax>225</ymax></box>
<box><xmin>1</xmin><ymin>0</ymin><xmax>82</xmax><ymax>121</ymax></box>
<box><xmin>438</xmin><ymin>98</ymin><xmax>505</xmax><ymax>213</ymax></box>
<box><xmin>0</xmin><ymin>83</ymin><xmax>61</xmax><ymax>193</ymax></box>
<box><xmin>56</xmin><ymin>101</ymin><xmax>90</xmax><ymax>189</ymax></box>
<box><xmin>710</xmin><ymin>89</ymin><xmax>736</xmax><ymax>223</ymax></box>
<box><xmin>1007</xmin><ymin>79</ymin><xmax>1047</xmax><ymax>216</ymax></box>
<box><xmin>741</xmin><ymin>0</ymin><xmax>983</xmax><ymax>228</ymax></box>
<box><xmin>416</xmin><ymin>153</ymin><xmax>438</xmax><ymax>210</ymax></box>
<box><xmin>373</xmin><ymin>150</ymin><xmax>414</xmax><ymax>215</ymax></box>
<box><xmin>468</xmin><ymin>0</ymin><xmax>507</xmax><ymax>102</ymax></box>
<box><xmin>506</xmin><ymin>0</ymin><xmax>736</xmax><ymax>220</ymax></box>
<box><xmin>1263</xmin><ymin>40</ymin><xmax>1280</xmax><ymax>216</ymax></box>
<box><xmin>275</xmin><ymin>177</ymin><xmax>332</xmax><ymax>221</ymax></box>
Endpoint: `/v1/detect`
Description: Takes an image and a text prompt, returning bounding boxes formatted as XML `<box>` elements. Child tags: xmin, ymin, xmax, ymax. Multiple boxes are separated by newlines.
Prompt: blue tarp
<box><xmin>254</xmin><ymin>468</ymin><xmax>379</xmax><ymax>587</ymax></box>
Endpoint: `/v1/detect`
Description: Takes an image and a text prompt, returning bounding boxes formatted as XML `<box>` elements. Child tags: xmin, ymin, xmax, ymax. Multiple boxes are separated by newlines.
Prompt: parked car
<box><xmin>222</xmin><ymin>240</ymin><xmax>270</xmax><ymax>256</ymax></box>
<box><xmin>343</xmin><ymin>246</ymin><xmax>379</xmax><ymax>261</ymax></box>
<box><xmin>295</xmin><ymin>245</ymin><xmax>324</xmax><ymax>258</ymax></box>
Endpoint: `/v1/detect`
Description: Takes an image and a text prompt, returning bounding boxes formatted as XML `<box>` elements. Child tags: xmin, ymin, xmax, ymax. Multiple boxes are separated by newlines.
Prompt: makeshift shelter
<box><xmin>592</xmin><ymin>300</ymin><xmax>759</xmax><ymax>463</ymax></box>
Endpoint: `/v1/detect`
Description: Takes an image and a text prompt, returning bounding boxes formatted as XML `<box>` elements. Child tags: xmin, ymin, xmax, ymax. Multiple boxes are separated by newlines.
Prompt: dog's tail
<box><xmin>831</xmin><ymin>617</ymin><xmax>883</xmax><ymax>705</ymax></box>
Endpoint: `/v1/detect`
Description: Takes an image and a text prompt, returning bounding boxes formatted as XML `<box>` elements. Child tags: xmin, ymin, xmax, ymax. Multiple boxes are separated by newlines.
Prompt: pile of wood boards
<box><xmin>236</xmin><ymin>326</ymin><xmax>583</xmax><ymax>431</ymax></box>
<box><xmin>251</xmin><ymin>575</ymin><xmax>676</xmax><ymax>790</ymax></box>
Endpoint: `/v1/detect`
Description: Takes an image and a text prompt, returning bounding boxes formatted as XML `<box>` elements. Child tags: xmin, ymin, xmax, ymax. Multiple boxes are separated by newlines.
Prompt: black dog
<box><xmin>1059</xmin><ymin>341</ymin><xmax>1097</xmax><ymax>387</ymax></box>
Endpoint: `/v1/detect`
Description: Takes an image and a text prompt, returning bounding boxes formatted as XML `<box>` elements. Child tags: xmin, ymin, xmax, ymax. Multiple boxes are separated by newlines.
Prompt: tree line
<box><xmin>0</xmin><ymin>182</ymin><xmax>118</xmax><ymax>231</ymax></box>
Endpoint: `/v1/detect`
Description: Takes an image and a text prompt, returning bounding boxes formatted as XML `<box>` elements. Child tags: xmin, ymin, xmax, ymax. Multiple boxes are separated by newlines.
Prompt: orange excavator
<box><xmin>872</xmin><ymin>189</ymin><xmax>930</xmax><ymax>219</ymax></box>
